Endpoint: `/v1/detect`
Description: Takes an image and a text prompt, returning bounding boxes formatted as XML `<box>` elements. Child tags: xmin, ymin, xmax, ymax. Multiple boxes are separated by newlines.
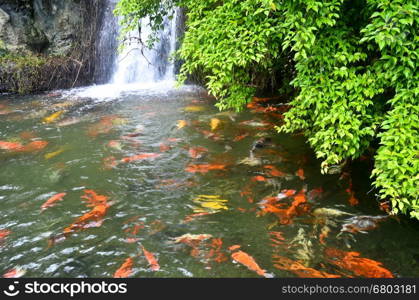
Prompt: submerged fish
<box><xmin>231</xmin><ymin>249</ymin><xmax>272</xmax><ymax>278</ymax></box>
<box><xmin>44</xmin><ymin>147</ymin><xmax>66</xmax><ymax>160</ymax></box>
<box><xmin>121</xmin><ymin>153</ymin><xmax>161</xmax><ymax>163</ymax></box>
<box><xmin>312</xmin><ymin>208</ymin><xmax>353</xmax><ymax>218</ymax></box>
<box><xmin>113</xmin><ymin>258</ymin><xmax>134</xmax><ymax>278</ymax></box>
<box><xmin>43</xmin><ymin>111</ymin><xmax>65</xmax><ymax>124</ymax></box>
<box><xmin>238</xmin><ymin>154</ymin><xmax>262</xmax><ymax>167</ymax></box>
<box><xmin>0</xmin><ymin>141</ymin><xmax>23</xmax><ymax>151</ymax></box>
<box><xmin>210</xmin><ymin>118</ymin><xmax>221</xmax><ymax>131</ymax></box>
<box><xmin>141</xmin><ymin>246</ymin><xmax>160</xmax><ymax>271</ymax></box>
<box><xmin>41</xmin><ymin>192</ymin><xmax>67</xmax><ymax>212</ymax></box>
<box><xmin>185</xmin><ymin>164</ymin><xmax>226</xmax><ymax>173</ymax></box>
<box><xmin>340</xmin><ymin>215</ymin><xmax>390</xmax><ymax>234</ymax></box>
<box><xmin>184</xmin><ymin>106</ymin><xmax>206</xmax><ymax>112</ymax></box>
<box><xmin>177</xmin><ymin>120</ymin><xmax>187</xmax><ymax>129</ymax></box>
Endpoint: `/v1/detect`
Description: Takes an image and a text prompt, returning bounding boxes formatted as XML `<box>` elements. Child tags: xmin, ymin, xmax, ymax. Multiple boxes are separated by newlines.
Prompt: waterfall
<box><xmin>70</xmin><ymin>1</ymin><xmax>180</xmax><ymax>99</ymax></box>
<box><xmin>111</xmin><ymin>10</ymin><xmax>178</xmax><ymax>85</ymax></box>
<box><xmin>93</xmin><ymin>0</ymin><xmax>119</xmax><ymax>84</ymax></box>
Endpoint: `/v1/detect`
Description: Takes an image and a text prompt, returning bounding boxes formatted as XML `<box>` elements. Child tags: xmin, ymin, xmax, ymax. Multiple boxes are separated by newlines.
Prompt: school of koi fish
<box><xmin>1</xmin><ymin>88</ymin><xmax>418</xmax><ymax>278</ymax></box>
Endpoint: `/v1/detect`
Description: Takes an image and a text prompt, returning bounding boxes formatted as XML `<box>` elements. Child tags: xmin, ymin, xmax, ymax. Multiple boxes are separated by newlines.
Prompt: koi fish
<box><xmin>200</xmin><ymin>130</ymin><xmax>222</xmax><ymax>141</ymax></box>
<box><xmin>0</xmin><ymin>229</ymin><xmax>11</xmax><ymax>243</ymax></box>
<box><xmin>81</xmin><ymin>189</ymin><xmax>109</xmax><ymax>207</ymax></box>
<box><xmin>113</xmin><ymin>258</ymin><xmax>134</xmax><ymax>278</ymax></box>
<box><xmin>21</xmin><ymin>140</ymin><xmax>48</xmax><ymax>152</ymax></box>
<box><xmin>63</xmin><ymin>190</ymin><xmax>110</xmax><ymax>234</ymax></box>
<box><xmin>210</xmin><ymin>118</ymin><xmax>221</xmax><ymax>131</ymax></box>
<box><xmin>171</xmin><ymin>234</ymin><xmax>213</xmax><ymax>246</ymax></box>
<box><xmin>185</xmin><ymin>164</ymin><xmax>226</xmax><ymax>173</ymax></box>
<box><xmin>277</xmin><ymin>189</ymin><xmax>297</xmax><ymax>200</ymax></box>
<box><xmin>184</xmin><ymin>106</ymin><xmax>206</xmax><ymax>112</ymax></box>
<box><xmin>313</xmin><ymin>208</ymin><xmax>353</xmax><ymax>218</ymax></box>
<box><xmin>193</xmin><ymin>195</ymin><xmax>228</xmax><ymax>213</ymax></box>
<box><xmin>44</xmin><ymin>148</ymin><xmax>65</xmax><ymax>160</ymax></box>
<box><xmin>183</xmin><ymin>212</ymin><xmax>212</xmax><ymax>223</ymax></box>
<box><xmin>340</xmin><ymin>215</ymin><xmax>390</xmax><ymax>234</ymax></box>
<box><xmin>120</xmin><ymin>153</ymin><xmax>161</xmax><ymax>163</ymax></box>
<box><xmin>41</xmin><ymin>192</ymin><xmax>67</xmax><ymax>211</ymax></box>
<box><xmin>188</xmin><ymin>147</ymin><xmax>208</xmax><ymax>159</ymax></box>
<box><xmin>251</xmin><ymin>176</ymin><xmax>266</xmax><ymax>182</ymax></box>
<box><xmin>121</xmin><ymin>132</ymin><xmax>142</xmax><ymax>139</ymax></box>
<box><xmin>141</xmin><ymin>246</ymin><xmax>160</xmax><ymax>271</ymax></box>
<box><xmin>177</xmin><ymin>120</ymin><xmax>187</xmax><ymax>129</ymax></box>
<box><xmin>43</xmin><ymin>111</ymin><xmax>65</xmax><ymax>124</ymax></box>
<box><xmin>231</xmin><ymin>250</ymin><xmax>270</xmax><ymax>278</ymax></box>
<box><xmin>273</xmin><ymin>255</ymin><xmax>340</xmax><ymax>278</ymax></box>
<box><xmin>264</xmin><ymin>165</ymin><xmax>286</xmax><ymax>177</ymax></box>
<box><xmin>206</xmin><ymin>238</ymin><xmax>228</xmax><ymax>263</ymax></box>
<box><xmin>228</xmin><ymin>245</ymin><xmax>241</xmax><ymax>251</ymax></box>
<box><xmin>3</xmin><ymin>268</ymin><xmax>26</xmax><ymax>278</ymax></box>
<box><xmin>324</xmin><ymin>248</ymin><xmax>394</xmax><ymax>278</ymax></box>
<box><xmin>233</xmin><ymin>133</ymin><xmax>249</xmax><ymax>142</ymax></box>
<box><xmin>347</xmin><ymin>192</ymin><xmax>359</xmax><ymax>206</ymax></box>
<box><xmin>0</xmin><ymin>141</ymin><xmax>23</xmax><ymax>151</ymax></box>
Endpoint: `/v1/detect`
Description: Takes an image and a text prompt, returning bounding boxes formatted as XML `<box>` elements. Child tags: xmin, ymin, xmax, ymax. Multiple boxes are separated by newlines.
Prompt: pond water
<box><xmin>0</xmin><ymin>84</ymin><xmax>418</xmax><ymax>278</ymax></box>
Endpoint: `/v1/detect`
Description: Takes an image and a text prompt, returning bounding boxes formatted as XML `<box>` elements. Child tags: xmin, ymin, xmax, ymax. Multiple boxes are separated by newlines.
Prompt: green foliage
<box><xmin>114</xmin><ymin>0</ymin><xmax>419</xmax><ymax>219</ymax></box>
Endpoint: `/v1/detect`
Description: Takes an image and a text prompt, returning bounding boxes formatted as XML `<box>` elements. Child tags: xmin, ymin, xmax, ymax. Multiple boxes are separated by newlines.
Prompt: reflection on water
<box><xmin>0</xmin><ymin>85</ymin><xmax>418</xmax><ymax>278</ymax></box>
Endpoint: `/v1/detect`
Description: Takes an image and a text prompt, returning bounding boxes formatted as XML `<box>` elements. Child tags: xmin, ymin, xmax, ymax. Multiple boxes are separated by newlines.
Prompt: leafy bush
<box><xmin>114</xmin><ymin>0</ymin><xmax>419</xmax><ymax>219</ymax></box>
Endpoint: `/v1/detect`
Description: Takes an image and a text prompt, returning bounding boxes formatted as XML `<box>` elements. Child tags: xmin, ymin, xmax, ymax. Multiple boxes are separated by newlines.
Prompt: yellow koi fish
<box><xmin>43</xmin><ymin>111</ymin><xmax>64</xmax><ymax>124</ymax></box>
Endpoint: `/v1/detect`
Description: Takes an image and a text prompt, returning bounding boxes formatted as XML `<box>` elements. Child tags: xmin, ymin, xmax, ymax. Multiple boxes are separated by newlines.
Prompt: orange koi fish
<box><xmin>251</xmin><ymin>175</ymin><xmax>266</xmax><ymax>182</ymax></box>
<box><xmin>63</xmin><ymin>190</ymin><xmax>110</xmax><ymax>234</ymax></box>
<box><xmin>0</xmin><ymin>141</ymin><xmax>24</xmax><ymax>151</ymax></box>
<box><xmin>0</xmin><ymin>229</ymin><xmax>11</xmax><ymax>242</ymax></box>
<box><xmin>324</xmin><ymin>248</ymin><xmax>394</xmax><ymax>278</ymax></box>
<box><xmin>113</xmin><ymin>258</ymin><xmax>134</xmax><ymax>278</ymax></box>
<box><xmin>121</xmin><ymin>153</ymin><xmax>161</xmax><ymax>163</ymax></box>
<box><xmin>183</xmin><ymin>212</ymin><xmax>212</xmax><ymax>223</ymax></box>
<box><xmin>231</xmin><ymin>250</ymin><xmax>269</xmax><ymax>278</ymax></box>
<box><xmin>233</xmin><ymin>133</ymin><xmax>249</xmax><ymax>142</ymax></box>
<box><xmin>41</xmin><ymin>193</ymin><xmax>67</xmax><ymax>211</ymax></box>
<box><xmin>206</xmin><ymin>238</ymin><xmax>227</xmax><ymax>263</ymax></box>
<box><xmin>3</xmin><ymin>268</ymin><xmax>26</xmax><ymax>278</ymax></box>
<box><xmin>264</xmin><ymin>165</ymin><xmax>286</xmax><ymax>177</ymax></box>
<box><xmin>81</xmin><ymin>190</ymin><xmax>108</xmax><ymax>207</ymax></box>
<box><xmin>21</xmin><ymin>140</ymin><xmax>48</xmax><ymax>152</ymax></box>
<box><xmin>273</xmin><ymin>255</ymin><xmax>340</xmax><ymax>278</ymax></box>
<box><xmin>141</xmin><ymin>246</ymin><xmax>160</xmax><ymax>271</ymax></box>
<box><xmin>185</xmin><ymin>164</ymin><xmax>226</xmax><ymax>173</ymax></box>
<box><xmin>228</xmin><ymin>245</ymin><xmax>241</xmax><ymax>251</ymax></box>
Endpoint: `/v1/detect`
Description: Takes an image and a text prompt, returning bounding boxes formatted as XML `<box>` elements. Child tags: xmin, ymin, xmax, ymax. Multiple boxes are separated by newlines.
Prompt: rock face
<box><xmin>0</xmin><ymin>0</ymin><xmax>83</xmax><ymax>55</ymax></box>
<box><xmin>0</xmin><ymin>0</ymin><xmax>106</xmax><ymax>93</ymax></box>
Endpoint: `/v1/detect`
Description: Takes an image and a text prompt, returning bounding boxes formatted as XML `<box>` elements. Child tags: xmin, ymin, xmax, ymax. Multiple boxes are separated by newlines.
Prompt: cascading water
<box><xmin>71</xmin><ymin>1</ymin><xmax>180</xmax><ymax>99</ymax></box>
<box><xmin>110</xmin><ymin>10</ymin><xmax>178</xmax><ymax>85</ymax></box>
<box><xmin>112</xmin><ymin>11</ymin><xmax>178</xmax><ymax>84</ymax></box>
